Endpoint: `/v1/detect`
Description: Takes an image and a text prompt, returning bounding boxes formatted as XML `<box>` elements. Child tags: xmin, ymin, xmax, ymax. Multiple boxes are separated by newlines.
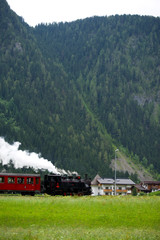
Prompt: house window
<box><xmin>36</xmin><ymin>178</ymin><xmax>39</xmax><ymax>184</ymax></box>
<box><xmin>0</xmin><ymin>177</ymin><xmax>4</xmax><ymax>183</ymax></box>
<box><xmin>27</xmin><ymin>178</ymin><xmax>33</xmax><ymax>184</ymax></box>
<box><xmin>17</xmin><ymin>177</ymin><xmax>24</xmax><ymax>184</ymax></box>
<box><xmin>8</xmin><ymin>177</ymin><xmax>15</xmax><ymax>183</ymax></box>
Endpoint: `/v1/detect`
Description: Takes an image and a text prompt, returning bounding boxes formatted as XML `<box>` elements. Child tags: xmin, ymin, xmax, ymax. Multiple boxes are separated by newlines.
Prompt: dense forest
<box><xmin>0</xmin><ymin>0</ymin><xmax>160</xmax><ymax>179</ymax></box>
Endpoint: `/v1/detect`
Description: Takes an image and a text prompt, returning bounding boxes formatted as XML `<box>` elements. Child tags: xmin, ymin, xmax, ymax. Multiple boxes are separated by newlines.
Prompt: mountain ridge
<box><xmin>0</xmin><ymin>0</ymin><xmax>160</xmax><ymax>180</ymax></box>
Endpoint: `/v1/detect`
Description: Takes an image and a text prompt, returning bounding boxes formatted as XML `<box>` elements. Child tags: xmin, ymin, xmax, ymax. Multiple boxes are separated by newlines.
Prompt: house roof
<box><xmin>91</xmin><ymin>175</ymin><xmax>135</xmax><ymax>185</ymax></box>
<box><xmin>0</xmin><ymin>173</ymin><xmax>40</xmax><ymax>177</ymax></box>
<box><xmin>142</xmin><ymin>181</ymin><xmax>160</xmax><ymax>185</ymax></box>
<box><xmin>135</xmin><ymin>184</ymin><xmax>147</xmax><ymax>191</ymax></box>
<box><xmin>116</xmin><ymin>179</ymin><xmax>135</xmax><ymax>185</ymax></box>
<box><xmin>98</xmin><ymin>178</ymin><xmax>114</xmax><ymax>184</ymax></box>
<box><xmin>91</xmin><ymin>174</ymin><xmax>101</xmax><ymax>185</ymax></box>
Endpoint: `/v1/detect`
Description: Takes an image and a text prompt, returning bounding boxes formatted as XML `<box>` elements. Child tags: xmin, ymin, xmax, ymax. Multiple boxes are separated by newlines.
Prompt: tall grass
<box><xmin>0</xmin><ymin>195</ymin><xmax>160</xmax><ymax>240</ymax></box>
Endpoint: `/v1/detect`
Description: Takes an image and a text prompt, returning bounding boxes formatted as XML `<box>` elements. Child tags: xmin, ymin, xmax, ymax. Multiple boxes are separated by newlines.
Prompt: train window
<box><xmin>27</xmin><ymin>177</ymin><xmax>33</xmax><ymax>184</ymax></box>
<box><xmin>36</xmin><ymin>178</ymin><xmax>39</xmax><ymax>184</ymax></box>
<box><xmin>8</xmin><ymin>177</ymin><xmax>15</xmax><ymax>183</ymax></box>
<box><xmin>17</xmin><ymin>177</ymin><xmax>24</xmax><ymax>184</ymax></box>
<box><xmin>0</xmin><ymin>177</ymin><xmax>4</xmax><ymax>183</ymax></box>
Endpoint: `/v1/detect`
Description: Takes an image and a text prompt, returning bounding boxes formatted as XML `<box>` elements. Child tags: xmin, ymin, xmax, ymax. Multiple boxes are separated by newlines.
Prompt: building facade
<box><xmin>91</xmin><ymin>174</ymin><xmax>135</xmax><ymax>196</ymax></box>
<box><xmin>133</xmin><ymin>181</ymin><xmax>160</xmax><ymax>194</ymax></box>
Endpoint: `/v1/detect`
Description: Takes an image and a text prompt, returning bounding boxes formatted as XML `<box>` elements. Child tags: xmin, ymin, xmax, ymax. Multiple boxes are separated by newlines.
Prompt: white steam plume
<box><xmin>0</xmin><ymin>137</ymin><xmax>74</xmax><ymax>175</ymax></box>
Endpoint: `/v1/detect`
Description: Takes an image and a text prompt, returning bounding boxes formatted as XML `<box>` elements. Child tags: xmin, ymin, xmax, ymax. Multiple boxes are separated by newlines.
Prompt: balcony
<box><xmin>116</xmin><ymin>189</ymin><xmax>127</xmax><ymax>193</ymax></box>
<box><xmin>103</xmin><ymin>189</ymin><xmax>112</xmax><ymax>193</ymax></box>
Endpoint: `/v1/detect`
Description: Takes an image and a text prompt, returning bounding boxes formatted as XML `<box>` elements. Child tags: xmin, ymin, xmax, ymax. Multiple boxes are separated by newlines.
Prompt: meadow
<box><xmin>0</xmin><ymin>195</ymin><xmax>159</xmax><ymax>240</ymax></box>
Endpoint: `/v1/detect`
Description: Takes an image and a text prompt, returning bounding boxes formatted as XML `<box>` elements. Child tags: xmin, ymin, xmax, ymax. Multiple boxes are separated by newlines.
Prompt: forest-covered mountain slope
<box><xmin>0</xmin><ymin>0</ymin><xmax>113</xmax><ymax>178</ymax></box>
<box><xmin>34</xmin><ymin>15</ymin><xmax>160</xmax><ymax>177</ymax></box>
<box><xmin>1</xmin><ymin>0</ymin><xmax>160</xmax><ymax>179</ymax></box>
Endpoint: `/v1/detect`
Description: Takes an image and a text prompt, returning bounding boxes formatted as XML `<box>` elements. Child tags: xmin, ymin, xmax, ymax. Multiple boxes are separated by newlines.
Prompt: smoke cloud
<box><xmin>0</xmin><ymin>137</ymin><xmax>72</xmax><ymax>175</ymax></box>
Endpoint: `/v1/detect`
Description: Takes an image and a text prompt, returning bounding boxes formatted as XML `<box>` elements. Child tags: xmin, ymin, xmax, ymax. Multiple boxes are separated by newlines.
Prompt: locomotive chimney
<box><xmin>85</xmin><ymin>174</ymin><xmax>88</xmax><ymax>180</ymax></box>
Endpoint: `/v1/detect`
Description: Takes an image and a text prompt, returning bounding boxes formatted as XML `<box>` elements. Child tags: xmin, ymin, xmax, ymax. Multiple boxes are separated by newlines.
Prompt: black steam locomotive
<box><xmin>0</xmin><ymin>172</ymin><xmax>91</xmax><ymax>196</ymax></box>
<box><xmin>43</xmin><ymin>174</ymin><xmax>91</xmax><ymax>196</ymax></box>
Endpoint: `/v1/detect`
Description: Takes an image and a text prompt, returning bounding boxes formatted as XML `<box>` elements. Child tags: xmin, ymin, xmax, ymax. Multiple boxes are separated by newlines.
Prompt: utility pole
<box><xmin>114</xmin><ymin>149</ymin><xmax>119</xmax><ymax>196</ymax></box>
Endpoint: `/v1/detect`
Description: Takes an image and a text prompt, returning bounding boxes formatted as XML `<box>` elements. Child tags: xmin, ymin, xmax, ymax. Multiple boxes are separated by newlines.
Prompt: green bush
<box><xmin>149</xmin><ymin>191</ymin><xmax>160</xmax><ymax>196</ymax></box>
<box><xmin>132</xmin><ymin>187</ymin><xmax>137</xmax><ymax>196</ymax></box>
<box><xmin>139</xmin><ymin>192</ymin><xmax>147</xmax><ymax>196</ymax></box>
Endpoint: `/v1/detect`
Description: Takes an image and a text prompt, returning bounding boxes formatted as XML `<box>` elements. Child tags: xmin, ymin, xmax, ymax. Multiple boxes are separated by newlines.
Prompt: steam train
<box><xmin>0</xmin><ymin>173</ymin><xmax>91</xmax><ymax>196</ymax></box>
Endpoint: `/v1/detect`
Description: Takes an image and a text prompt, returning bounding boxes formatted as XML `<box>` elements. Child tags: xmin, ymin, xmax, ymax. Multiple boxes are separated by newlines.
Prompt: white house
<box><xmin>91</xmin><ymin>174</ymin><xmax>135</xmax><ymax>196</ymax></box>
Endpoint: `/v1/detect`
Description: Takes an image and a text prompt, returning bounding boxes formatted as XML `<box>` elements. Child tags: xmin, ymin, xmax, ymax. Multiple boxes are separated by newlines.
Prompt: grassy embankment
<box><xmin>0</xmin><ymin>195</ymin><xmax>160</xmax><ymax>240</ymax></box>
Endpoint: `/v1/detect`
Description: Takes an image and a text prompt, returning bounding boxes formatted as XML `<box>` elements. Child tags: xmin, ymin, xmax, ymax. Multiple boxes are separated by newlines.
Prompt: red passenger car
<box><xmin>0</xmin><ymin>173</ymin><xmax>41</xmax><ymax>195</ymax></box>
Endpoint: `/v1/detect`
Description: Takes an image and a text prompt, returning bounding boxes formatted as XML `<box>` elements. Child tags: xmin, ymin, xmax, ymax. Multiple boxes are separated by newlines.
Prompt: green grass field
<box><xmin>0</xmin><ymin>195</ymin><xmax>159</xmax><ymax>240</ymax></box>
